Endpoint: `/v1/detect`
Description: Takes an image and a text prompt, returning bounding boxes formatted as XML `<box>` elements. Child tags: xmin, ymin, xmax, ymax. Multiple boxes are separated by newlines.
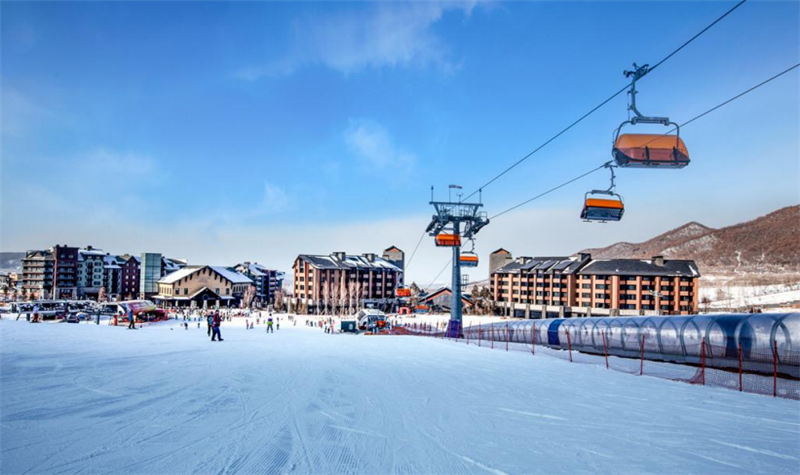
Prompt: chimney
<box><xmin>653</xmin><ymin>255</ymin><xmax>665</xmax><ymax>266</ymax></box>
<box><xmin>579</xmin><ymin>252</ymin><xmax>591</xmax><ymax>261</ymax></box>
<box><xmin>333</xmin><ymin>252</ymin><xmax>346</xmax><ymax>261</ymax></box>
<box><xmin>363</xmin><ymin>253</ymin><xmax>376</xmax><ymax>262</ymax></box>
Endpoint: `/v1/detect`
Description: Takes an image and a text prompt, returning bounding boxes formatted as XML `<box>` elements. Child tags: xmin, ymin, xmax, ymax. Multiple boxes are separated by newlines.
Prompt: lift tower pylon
<box><xmin>426</xmin><ymin>186</ymin><xmax>489</xmax><ymax>337</ymax></box>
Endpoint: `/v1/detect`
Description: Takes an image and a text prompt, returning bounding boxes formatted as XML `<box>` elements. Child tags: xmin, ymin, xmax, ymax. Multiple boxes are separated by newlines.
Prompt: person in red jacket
<box><xmin>211</xmin><ymin>312</ymin><xmax>224</xmax><ymax>341</ymax></box>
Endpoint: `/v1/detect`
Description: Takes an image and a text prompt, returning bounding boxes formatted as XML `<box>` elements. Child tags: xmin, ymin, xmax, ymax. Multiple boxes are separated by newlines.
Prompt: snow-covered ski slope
<box><xmin>2</xmin><ymin>318</ymin><xmax>798</xmax><ymax>475</ymax></box>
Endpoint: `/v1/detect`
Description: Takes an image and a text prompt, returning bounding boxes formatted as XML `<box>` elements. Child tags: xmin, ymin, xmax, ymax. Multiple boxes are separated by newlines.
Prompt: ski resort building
<box><xmin>292</xmin><ymin>250</ymin><xmax>404</xmax><ymax>314</ymax></box>
<box><xmin>77</xmin><ymin>247</ymin><xmax>106</xmax><ymax>299</ymax></box>
<box><xmin>234</xmin><ymin>262</ymin><xmax>285</xmax><ymax>307</ymax></box>
<box><xmin>21</xmin><ymin>245</ymin><xmax>80</xmax><ymax>300</ymax></box>
<box><xmin>154</xmin><ymin>265</ymin><xmax>254</xmax><ymax>308</ymax></box>
<box><xmin>490</xmin><ymin>253</ymin><xmax>700</xmax><ymax>317</ymax></box>
<box><xmin>419</xmin><ymin>287</ymin><xmax>474</xmax><ymax>313</ymax></box>
<box><xmin>119</xmin><ymin>255</ymin><xmax>141</xmax><ymax>299</ymax></box>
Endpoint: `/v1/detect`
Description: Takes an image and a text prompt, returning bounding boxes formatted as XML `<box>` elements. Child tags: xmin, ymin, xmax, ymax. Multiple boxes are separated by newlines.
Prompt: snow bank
<box><xmin>1</xmin><ymin>319</ymin><xmax>798</xmax><ymax>475</ymax></box>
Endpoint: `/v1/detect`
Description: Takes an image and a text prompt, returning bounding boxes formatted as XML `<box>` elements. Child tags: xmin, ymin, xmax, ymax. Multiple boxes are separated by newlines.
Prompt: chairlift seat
<box><xmin>435</xmin><ymin>234</ymin><xmax>461</xmax><ymax>247</ymax></box>
<box><xmin>459</xmin><ymin>254</ymin><xmax>479</xmax><ymax>267</ymax></box>
<box><xmin>613</xmin><ymin>134</ymin><xmax>689</xmax><ymax>168</ymax></box>
<box><xmin>581</xmin><ymin>197</ymin><xmax>624</xmax><ymax>222</ymax></box>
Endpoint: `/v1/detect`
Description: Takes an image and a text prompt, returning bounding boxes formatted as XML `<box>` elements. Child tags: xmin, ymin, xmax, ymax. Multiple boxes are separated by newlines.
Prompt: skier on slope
<box><xmin>211</xmin><ymin>312</ymin><xmax>223</xmax><ymax>341</ymax></box>
<box><xmin>266</xmin><ymin>317</ymin><xmax>274</xmax><ymax>333</ymax></box>
<box><xmin>127</xmin><ymin>308</ymin><xmax>136</xmax><ymax>329</ymax></box>
<box><xmin>207</xmin><ymin>313</ymin><xmax>213</xmax><ymax>337</ymax></box>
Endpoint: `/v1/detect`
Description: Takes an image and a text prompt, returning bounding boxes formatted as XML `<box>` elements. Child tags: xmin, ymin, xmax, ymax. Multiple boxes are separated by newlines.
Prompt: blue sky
<box><xmin>2</xmin><ymin>1</ymin><xmax>799</xmax><ymax>284</ymax></box>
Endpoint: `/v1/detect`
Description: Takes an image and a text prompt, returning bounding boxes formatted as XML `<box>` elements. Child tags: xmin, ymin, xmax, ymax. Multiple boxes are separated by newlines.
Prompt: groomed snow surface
<box><xmin>1</xmin><ymin>317</ymin><xmax>799</xmax><ymax>475</ymax></box>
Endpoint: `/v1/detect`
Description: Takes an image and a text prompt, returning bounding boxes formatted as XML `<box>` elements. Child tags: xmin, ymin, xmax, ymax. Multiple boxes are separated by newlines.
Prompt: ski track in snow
<box><xmin>1</xmin><ymin>318</ymin><xmax>799</xmax><ymax>475</ymax></box>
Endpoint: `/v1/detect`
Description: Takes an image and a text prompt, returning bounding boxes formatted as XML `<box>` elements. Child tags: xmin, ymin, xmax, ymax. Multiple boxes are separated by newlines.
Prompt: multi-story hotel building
<box><xmin>234</xmin><ymin>262</ymin><xmax>285</xmax><ymax>307</ymax></box>
<box><xmin>21</xmin><ymin>245</ymin><xmax>79</xmax><ymax>300</ymax></box>
<box><xmin>120</xmin><ymin>255</ymin><xmax>141</xmax><ymax>300</ymax></box>
<box><xmin>77</xmin><ymin>247</ymin><xmax>106</xmax><ymax>299</ymax></box>
<box><xmin>490</xmin><ymin>252</ymin><xmax>700</xmax><ymax>317</ymax></box>
<box><xmin>21</xmin><ymin>249</ymin><xmax>54</xmax><ymax>299</ymax></box>
<box><xmin>292</xmin><ymin>250</ymin><xmax>404</xmax><ymax>314</ymax></box>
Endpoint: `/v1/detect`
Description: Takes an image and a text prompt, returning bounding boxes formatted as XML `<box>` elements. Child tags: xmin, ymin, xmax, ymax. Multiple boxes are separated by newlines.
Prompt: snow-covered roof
<box><xmin>578</xmin><ymin>259</ymin><xmax>700</xmax><ymax>277</ymax></box>
<box><xmin>159</xmin><ymin>267</ymin><xmax>200</xmax><ymax>284</ymax></box>
<box><xmin>297</xmin><ymin>253</ymin><xmax>402</xmax><ymax>272</ymax></box>
<box><xmin>210</xmin><ymin>266</ymin><xmax>253</xmax><ymax>284</ymax></box>
<box><xmin>159</xmin><ymin>266</ymin><xmax>253</xmax><ymax>285</ymax></box>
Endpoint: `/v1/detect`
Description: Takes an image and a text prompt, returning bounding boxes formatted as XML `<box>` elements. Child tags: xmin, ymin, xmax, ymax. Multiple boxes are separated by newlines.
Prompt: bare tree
<box><xmin>331</xmin><ymin>284</ymin><xmax>340</xmax><ymax>317</ymax></box>
<box><xmin>274</xmin><ymin>288</ymin><xmax>284</xmax><ymax>312</ymax></box>
<box><xmin>322</xmin><ymin>282</ymin><xmax>331</xmax><ymax>315</ymax></box>
<box><xmin>242</xmin><ymin>285</ymin><xmax>254</xmax><ymax>309</ymax></box>
<box><xmin>347</xmin><ymin>281</ymin><xmax>357</xmax><ymax>314</ymax></box>
<box><xmin>98</xmin><ymin>286</ymin><xmax>107</xmax><ymax>303</ymax></box>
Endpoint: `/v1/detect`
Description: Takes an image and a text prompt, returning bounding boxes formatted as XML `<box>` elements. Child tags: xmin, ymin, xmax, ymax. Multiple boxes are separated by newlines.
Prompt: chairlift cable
<box><xmin>488</xmin><ymin>60</ymin><xmax>800</xmax><ymax>221</ymax></box>
<box><xmin>460</xmin><ymin>0</ymin><xmax>748</xmax><ymax>202</ymax></box>
<box><xmin>404</xmin><ymin>230</ymin><xmax>428</xmax><ymax>271</ymax></box>
<box><xmin>425</xmin><ymin>259</ymin><xmax>453</xmax><ymax>293</ymax></box>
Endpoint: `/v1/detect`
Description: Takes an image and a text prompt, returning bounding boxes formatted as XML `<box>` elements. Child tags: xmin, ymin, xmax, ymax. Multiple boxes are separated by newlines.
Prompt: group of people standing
<box><xmin>206</xmin><ymin>312</ymin><xmax>223</xmax><ymax>341</ymax></box>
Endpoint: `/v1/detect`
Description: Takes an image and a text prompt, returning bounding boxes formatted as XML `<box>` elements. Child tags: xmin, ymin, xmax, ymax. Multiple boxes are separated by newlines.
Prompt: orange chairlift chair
<box><xmin>612</xmin><ymin>63</ymin><xmax>690</xmax><ymax>169</ymax></box>
<box><xmin>581</xmin><ymin>163</ymin><xmax>624</xmax><ymax>223</ymax></box>
<box><xmin>435</xmin><ymin>234</ymin><xmax>461</xmax><ymax>247</ymax></box>
<box><xmin>459</xmin><ymin>239</ymin><xmax>479</xmax><ymax>267</ymax></box>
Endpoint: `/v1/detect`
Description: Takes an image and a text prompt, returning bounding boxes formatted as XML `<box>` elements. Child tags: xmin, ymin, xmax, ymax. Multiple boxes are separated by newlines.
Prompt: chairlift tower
<box><xmin>426</xmin><ymin>185</ymin><xmax>490</xmax><ymax>337</ymax></box>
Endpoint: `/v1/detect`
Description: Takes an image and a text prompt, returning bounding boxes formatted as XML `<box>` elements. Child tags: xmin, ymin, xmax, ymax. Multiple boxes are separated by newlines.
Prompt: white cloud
<box><xmin>1</xmin><ymin>87</ymin><xmax>54</xmax><ymax>138</ymax></box>
<box><xmin>344</xmin><ymin>119</ymin><xmax>415</xmax><ymax>170</ymax></box>
<box><xmin>259</xmin><ymin>182</ymin><xmax>291</xmax><ymax>214</ymax></box>
<box><xmin>235</xmin><ymin>1</ymin><xmax>478</xmax><ymax>79</ymax></box>
<box><xmin>78</xmin><ymin>148</ymin><xmax>156</xmax><ymax>175</ymax></box>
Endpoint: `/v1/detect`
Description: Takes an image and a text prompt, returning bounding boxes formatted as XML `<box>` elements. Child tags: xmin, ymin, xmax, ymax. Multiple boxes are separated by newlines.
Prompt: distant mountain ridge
<box><xmin>582</xmin><ymin>205</ymin><xmax>800</xmax><ymax>274</ymax></box>
<box><xmin>0</xmin><ymin>252</ymin><xmax>24</xmax><ymax>273</ymax></box>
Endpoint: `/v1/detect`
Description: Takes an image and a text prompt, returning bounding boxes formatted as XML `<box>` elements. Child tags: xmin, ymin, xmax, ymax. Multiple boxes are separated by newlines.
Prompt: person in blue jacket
<box><xmin>127</xmin><ymin>309</ymin><xmax>136</xmax><ymax>329</ymax></box>
<box><xmin>207</xmin><ymin>313</ymin><xmax>213</xmax><ymax>336</ymax></box>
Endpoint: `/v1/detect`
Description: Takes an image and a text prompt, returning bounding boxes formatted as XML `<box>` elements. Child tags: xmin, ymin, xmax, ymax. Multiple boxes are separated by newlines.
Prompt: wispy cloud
<box><xmin>1</xmin><ymin>87</ymin><xmax>54</xmax><ymax>138</ymax></box>
<box><xmin>344</xmin><ymin>119</ymin><xmax>415</xmax><ymax>171</ymax></box>
<box><xmin>259</xmin><ymin>182</ymin><xmax>291</xmax><ymax>214</ymax></box>
<box><xmin>235</xmin><ymin>1</ymin><xmax>479</xmax><ymax>79</ymax></box>
<box><xmin>78</xmin><ymin>148</ymin><xmax>156</xmax><ymax>175</ymax></box>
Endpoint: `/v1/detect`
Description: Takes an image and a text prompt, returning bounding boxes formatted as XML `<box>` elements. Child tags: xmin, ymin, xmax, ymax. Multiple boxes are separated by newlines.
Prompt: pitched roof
<box><xmin>159</xmin><ymin>265</ymin><xmax>253</xmax><ymax>285</ymax></box>
<box><xmin>579</xmin><ymin>259</ymin><xmax>700</xmax><ymax>277</ymax></box>
<box><xmin>420</xmin><ymin>287</ymin><xmax>474</xmax><ymax>306</ymax></box>
<box><xmin>297</xmin><ymin>254</ymin><xmax>402</xmax><ymax>272</ymax></box>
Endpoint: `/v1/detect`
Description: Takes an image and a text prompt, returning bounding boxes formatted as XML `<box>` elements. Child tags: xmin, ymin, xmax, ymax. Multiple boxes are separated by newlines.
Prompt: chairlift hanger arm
<box><xmin>624</xmin><ymin>63</ymin><xmax>671</xmax><ymax>126</ymax></box>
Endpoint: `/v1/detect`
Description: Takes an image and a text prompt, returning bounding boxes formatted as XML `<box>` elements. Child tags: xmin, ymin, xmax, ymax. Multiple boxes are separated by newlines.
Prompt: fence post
<box><xmin>466</xmin><ymin>322</ymin><xmax>470</xmax><ymax>345</ymax></box>
<box><xmin>506</xmin><ymin>322</ymin><xmax>509</xmax><ymax>352</ymax></box>
<box><xmin>491</xmin><ymin>324</ymin><xmax>494</xmax><ymax>350</ymax></box>
<box><xmin>602</xmin><ymin>331</ymin><xmax>609</xmax><ymax>369</ymax></box>
<box><xmin>566</xmin><ymin>329</ymin><xmax>573</xmax><ymax>363</ymax></box>
<box><xmin>700</xmin><ymin>337</ymin><xmax>706</xmax><ymax>386</ymax></box>
<box><xmin>738</xmin><ymin>341</ymin><xmax>743</xmax><ymax>392</ymax></box>
<box><xmin>532</xmin><ymin>322</ymin><xmax>536</xmax><ymax>356</ymax></box>
<box><xmin>479</xmin><ymin>325</ymin><xmax>481</xmax><ymax>347</ymax></box>
<box><xmin>640</xmin><ymin>334</ymin><xmax>645</xmax><ymax>376</ymax></box>
<box><xmin>773</xmin><ymin>340</ymin><xmax>778</xmax><ymax>398</ymax></box>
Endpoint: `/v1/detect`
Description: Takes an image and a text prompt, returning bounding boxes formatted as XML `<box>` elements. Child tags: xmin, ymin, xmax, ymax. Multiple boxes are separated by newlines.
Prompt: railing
<box><xmin>397</xmin><ymin>316</ymin><xmax>800</xmax><ymax>400</ymax></box>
